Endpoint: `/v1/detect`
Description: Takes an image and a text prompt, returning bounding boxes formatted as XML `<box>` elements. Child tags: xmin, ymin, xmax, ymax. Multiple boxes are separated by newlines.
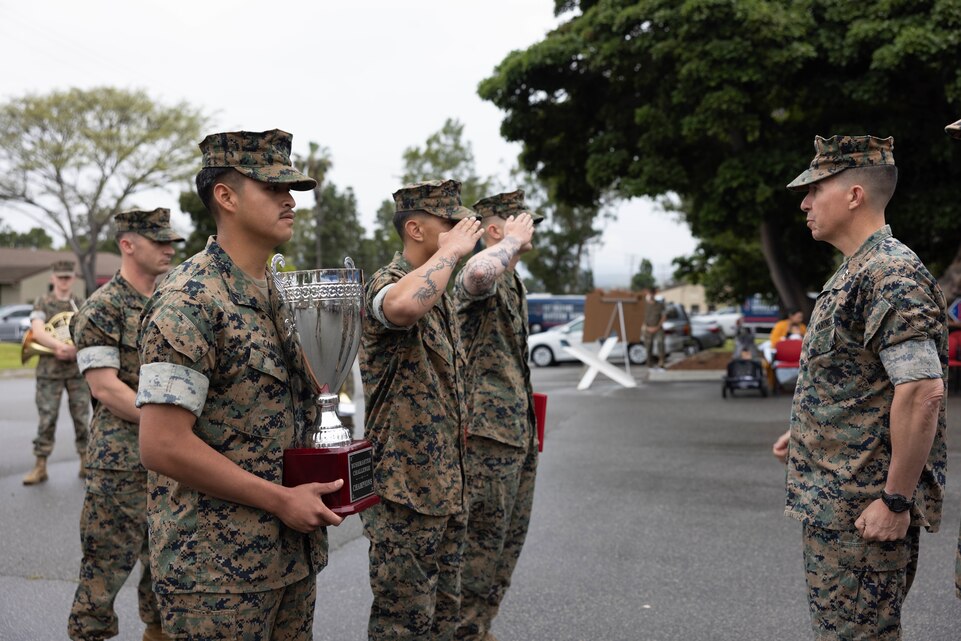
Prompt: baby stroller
<box><xmin>722</xmin><ymin>326</ymin><xmax>767</xmax><ymax>398</ymax></box>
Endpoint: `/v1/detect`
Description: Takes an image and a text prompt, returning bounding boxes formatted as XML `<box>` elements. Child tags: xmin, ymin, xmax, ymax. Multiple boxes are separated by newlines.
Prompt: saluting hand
<box><xmin>278</xmin><ymin>479</ymin><xmax>345</xmax><ymax>532</ymax></box>
<box><xmin>503</xmin><ymin>212</ymin><xmax>535</xmax><ymax>247</ymax></box>
<box><xmin>438</xmin><ymin>217</ymin><xmax>484</xmax><ymax>259</ymax></box>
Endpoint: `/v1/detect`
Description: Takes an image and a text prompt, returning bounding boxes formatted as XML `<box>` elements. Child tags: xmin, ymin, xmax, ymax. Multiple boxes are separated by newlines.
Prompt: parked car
<box><xmin>690</xmin><ymin>317</ymin><xmax>725</xmax><ymax>351</ymax></box>
<box><xmin>693</xmin><ymin>308</ymin><xmax>742</xmax><ymax>338</ymax></box>
<box><xmin>528</xmin><ymin>304</ymin><xmax>695</xmax><ymax>367</ymax></box>
<box><xmin>0</xmin><ymin>304</ymin><xmax>33</xmax><ymax>342</ymax></box>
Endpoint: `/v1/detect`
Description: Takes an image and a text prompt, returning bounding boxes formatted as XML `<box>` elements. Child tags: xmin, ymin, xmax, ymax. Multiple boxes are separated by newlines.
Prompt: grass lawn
<box><xmin>0</xmin><ymin>342</ymin><xmax>35</xmax><ymax>371</ymax></box>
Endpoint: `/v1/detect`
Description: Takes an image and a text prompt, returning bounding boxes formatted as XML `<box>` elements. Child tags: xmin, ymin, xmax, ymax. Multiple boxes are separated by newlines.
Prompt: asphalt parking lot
<box><xmin>1</xmin><ymin>364</ymin><xmax>959</xmax><ymax>640</ymax></box>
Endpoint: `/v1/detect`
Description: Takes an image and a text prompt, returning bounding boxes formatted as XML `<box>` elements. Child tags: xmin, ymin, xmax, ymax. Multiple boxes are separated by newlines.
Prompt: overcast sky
<box><xmin>0</xmin><ymin>0</ymin><xmax>696</xmax><ymax>287</ymax></box>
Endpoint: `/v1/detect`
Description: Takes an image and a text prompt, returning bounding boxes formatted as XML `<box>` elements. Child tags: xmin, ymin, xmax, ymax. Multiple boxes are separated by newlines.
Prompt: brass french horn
<box><xmin>21</xmin><ymin>311</ymin><xmax>75</xmax><ymax>364</ymax></box>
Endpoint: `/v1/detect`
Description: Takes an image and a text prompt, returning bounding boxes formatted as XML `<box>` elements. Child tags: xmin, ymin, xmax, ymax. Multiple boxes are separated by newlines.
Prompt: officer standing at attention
<box><xmin>23</xmin><ymin>259</ymin><xmax>90</xmax><ymax>485</ymax></box>
<box><xmin>641</xmin><ymin>286</ymin><xmax>667</xmax><ymax>370</ymax></box>
<box><xmin>945</xmin><ymin>115</ymin><xmax>961</xmax><ymax>602</ymax></box>
<box><xmin>360</xmin><ymin>179</ymin><xmax>483</xmax><ymax>640</ymax></box>
<box><xmin>137</xmin><ymin>130</ymin><xmax>343</xmax><ymax>639</ymax></box>
<box><xmin>452</xmin><ymin>190</ymin><xmax>537</xmax><ymax>641</ymax></box>
<box><xmin>68</xmin><ymin>208</ymin><xmax>183</xmax><ymax>641</ymax></box>
<box><xmin>772</xmin><ymin>135</ymin><xmax>947</xmax><ymax>640</ymax></box>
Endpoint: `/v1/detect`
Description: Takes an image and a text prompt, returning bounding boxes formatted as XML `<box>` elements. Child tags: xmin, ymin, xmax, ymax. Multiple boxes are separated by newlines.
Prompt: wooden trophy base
<box><xmin>283</xmin><ymin>439</ymin><xmax>380</xmax><ymax>516</ymax></box>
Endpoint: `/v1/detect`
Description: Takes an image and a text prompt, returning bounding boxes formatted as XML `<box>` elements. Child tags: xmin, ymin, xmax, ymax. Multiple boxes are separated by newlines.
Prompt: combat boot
<box><xmin>143</xmin><ymin>623</ymin><xmax>172</xmax><ymax>641</ymax></box>
<box><xmin>22</xmin><ymin>456</ymin><xmax>48</xmax><ymax>485</ymax></box>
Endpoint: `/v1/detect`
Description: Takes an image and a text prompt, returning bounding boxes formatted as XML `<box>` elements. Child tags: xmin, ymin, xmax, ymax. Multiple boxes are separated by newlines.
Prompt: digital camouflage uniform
<box><xmin>136</xmin><ymin>130</ymin><xmax>322</xmax><ymax>640</ymax></box>
<box><xmin>946</xmin><ymin>116</ymin><xmax>961</xmax><ymax>602</ymax></box>
<box><xmin>359</xmin><ymin>180</ymin><xmax>474</xmax><ymax>641</ymax></box>
<box><xmin>31</xmin><ymin>290</ymin><xmax>90</xmax><ymax>458</ymax></box>
<box><xmin>67</xmin><ymin>208</ymin><xmax>183</xmax><ymax>641</ymax></box>
<box><xmin>68</xmin><ymin>272</ymin><xmax>159</xmax><ymax>639</ymax></box>
<box><xmin>785</xmin><ymin>136</ymin><xmax>947</xmax><ymax>640</ymax></box>
<box><xmin>642</xmin><ymin>297</ymin><xmax>667</xmax><ymax>368</ymax></box>
<box><xmin>451</xmin><ymin>190</ymin><xmax>540</xmax><ymax>640</ymax></box>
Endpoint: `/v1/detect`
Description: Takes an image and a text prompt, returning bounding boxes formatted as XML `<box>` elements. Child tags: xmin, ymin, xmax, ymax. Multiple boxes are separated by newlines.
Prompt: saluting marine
<box><xmin>359</xmin><ymin>179</ymin><xmax>482</xmax><ymax>640</ymax></box>
<box><xmin>452</xmin><ymin>189</ymin><xmax>538</xmax><ymax>641</ymax></box>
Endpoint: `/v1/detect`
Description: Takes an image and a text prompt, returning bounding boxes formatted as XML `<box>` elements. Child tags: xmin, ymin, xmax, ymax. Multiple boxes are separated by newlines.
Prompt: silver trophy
<box><xmin>271</xmin><ymin>254</ymin><xmax>379</xmax><ymax>515</ymax></box>
<box><xmin>270</xmin><ymin>254</ymin><xmax>365</xmax><ymax>447</ymax></box>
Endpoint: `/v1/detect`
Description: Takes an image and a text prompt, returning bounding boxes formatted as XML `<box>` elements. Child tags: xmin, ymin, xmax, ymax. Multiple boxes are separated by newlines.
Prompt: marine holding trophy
<box><xmin>358</xmin><ymin>179</ymin><xmax>484</xmax><ymax>641</ymax></box>
<box><xmin>136</xmin><ymin>129</ymin><xmax>343</xmax><ymax>639</ymax></box>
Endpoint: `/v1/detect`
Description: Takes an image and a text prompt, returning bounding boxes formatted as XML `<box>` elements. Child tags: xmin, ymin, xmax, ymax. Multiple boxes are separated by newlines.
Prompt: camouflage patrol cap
<box><xmin>472</xmin><ymin>189</ymin><xmax>545</xmax><ymax>224</ymax></box>
<box><xmin>198</xmin><ymin>129</ymin><xmax>317</xmax><ymax>191</ymax></box>
<box><xmin>51</xmin><ymin>260</ymin><xmax>75</xmax><ymax>276</ymax></box>
<box><xmin>392</xmin><ymin>179</ymin><xmax>476</xmax><ymax>221</ymax></box>
<box><xmin>787</xmin><ymin>135</ymin><xmax>895</xmax><ymax>191</ymax></box>
<box><xmin>945</xmin><ymin>118</ymin><xmax>961</xmax><ymax>140</ymax></box>
<box><xmin>114</xmin><ymin>208</ymin><xmax>185</xmax><ymax>242</ymax></box>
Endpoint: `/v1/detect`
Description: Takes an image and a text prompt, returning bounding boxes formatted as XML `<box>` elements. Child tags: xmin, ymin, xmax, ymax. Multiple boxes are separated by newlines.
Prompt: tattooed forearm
<box><xmin>493</xmin><ymin>238</ymin><xmax>521</xmax><ymax>267</ymax></box>
<box><xmin>412</xmin><ymin>255</ymin><xmax>457</xmax><ymax>305</ymax></box>
<box><xmin>466</xmin><ymin>258</ymin><xmax>498</xmax><ymax>292</ymax></box>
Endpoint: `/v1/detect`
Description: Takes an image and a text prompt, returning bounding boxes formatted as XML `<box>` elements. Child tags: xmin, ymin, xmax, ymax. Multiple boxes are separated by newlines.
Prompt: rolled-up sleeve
<box><xmin>137</xmin><ymin>362</ymin><xmax>209</xmax><ymax>417</ymax></box>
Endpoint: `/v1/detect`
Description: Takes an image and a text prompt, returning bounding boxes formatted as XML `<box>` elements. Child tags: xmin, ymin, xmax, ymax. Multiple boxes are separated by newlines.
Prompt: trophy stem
<box><xmin>305</xmin><ymin>392</ymin><xmax>352</xmax><ymax>448</ymax></box>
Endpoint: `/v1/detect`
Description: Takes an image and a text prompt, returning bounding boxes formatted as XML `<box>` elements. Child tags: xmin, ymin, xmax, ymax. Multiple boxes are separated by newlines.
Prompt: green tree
<box><xmin>0</xmin><ymin>222</ymin><xmax>54</xmax><ymax>249</ymax></box>
<box><xmin>366</xmin><ymin>118</ymin><xmax>498</xmax><ymax>272</ymax></box>
<box><xmin>282</xmin><ymin>183</ymin><xmax>367</xmax><ymax>271</ymax></box>
<box><xmin>480</xmin><ymin>0</ymin><xmax>961</xmax><ymax>313</ymax></box>
<box><xmin>630</xmin><ymin>258</ymin><xmax>656</xmax><ymax>292</ymax></box>
<box><xmin>179</xmin><ymin>189</ymin><xmax>213</xmax><ymax>259</ymax></box>
<box><xmin>513</xmin><ymin>172</ymin><xmax>601</xmax><ymax>293</ymax></box>
<box><xmin>0</xmin><ymin>87</ymin><xmax>207</xmax><ymax>294</ymax></box>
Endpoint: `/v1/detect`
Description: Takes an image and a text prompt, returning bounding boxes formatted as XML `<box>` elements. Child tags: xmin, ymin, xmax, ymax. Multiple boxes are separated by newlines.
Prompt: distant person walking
<box><xmin>773</xmin><ymin>135</ymin><xmax>947</xmax><ymax>640</ymax></box>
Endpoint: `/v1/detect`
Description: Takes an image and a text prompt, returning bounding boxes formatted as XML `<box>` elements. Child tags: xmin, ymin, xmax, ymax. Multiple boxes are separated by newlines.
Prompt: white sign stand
<box><xmin>564</xmin><ymin>298</ymin><xmax>637</xmax><ymax>391</ymax></box>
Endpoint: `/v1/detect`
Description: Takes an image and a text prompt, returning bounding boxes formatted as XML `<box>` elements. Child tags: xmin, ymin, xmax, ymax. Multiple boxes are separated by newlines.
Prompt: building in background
<box><xmin>0</xmin><ymin>248</ymin><xmax>121</xmax><ymax>305</ymax></box>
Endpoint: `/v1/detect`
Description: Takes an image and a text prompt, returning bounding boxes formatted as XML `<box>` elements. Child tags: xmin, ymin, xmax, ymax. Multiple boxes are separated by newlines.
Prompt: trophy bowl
<box><xmin>272</xmin><ymin>254</ymin><xmax>380</xmax><ymax>516</ymax></box>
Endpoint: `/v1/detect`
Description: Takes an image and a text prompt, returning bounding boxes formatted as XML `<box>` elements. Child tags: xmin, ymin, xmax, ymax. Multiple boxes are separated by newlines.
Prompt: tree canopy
<box><xmin>480</xmin><ymin>0</ymin><xmax>961</xmax><ymax>311</ymax></box>
<box><xmin>0</xmin><ymin>87</ymin><xmax>207</xmax><ymax>294</ymax></box>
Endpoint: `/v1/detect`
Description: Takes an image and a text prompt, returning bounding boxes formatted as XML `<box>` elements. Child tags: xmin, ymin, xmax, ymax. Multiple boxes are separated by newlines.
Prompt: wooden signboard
<box><xmin>581</xmin><ymin>289</ymin><xmax>647</xmax><ymax>343</ymax></box>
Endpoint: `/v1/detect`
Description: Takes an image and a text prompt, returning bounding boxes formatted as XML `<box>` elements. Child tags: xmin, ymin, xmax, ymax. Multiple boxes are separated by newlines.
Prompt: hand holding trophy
<box><xmin>271</xmin><ymin>254</ymin><xmax>380</xmax><ymax>516</ymax></box>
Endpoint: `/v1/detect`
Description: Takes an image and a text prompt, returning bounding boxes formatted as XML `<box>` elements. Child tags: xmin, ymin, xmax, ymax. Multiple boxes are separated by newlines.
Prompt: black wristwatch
<box><xmin>880</xmin><ymin>490</ymin><xmax>914</xmax><ymax>513</ymax></box>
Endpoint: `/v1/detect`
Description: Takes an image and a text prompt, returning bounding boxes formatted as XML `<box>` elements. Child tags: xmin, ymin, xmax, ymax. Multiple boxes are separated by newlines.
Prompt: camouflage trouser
<box><xmin>802</xmin><ymin>524</ymin><xmax>919</xmax><ymax>641</ymax></box>
<box><xmin>34</xmin><ymin>375</ymin><xmax>90</xmax><ymax>457</ymax></box>
<box><xmin>456</xmin><ymin>435</ymin><xmax>537</xmax><ymax>641</ymax></box>
<box><xmin>642</xmin><ymin>328</ymin><xmax>665</xmax><ymax>367</ymax></box>
<box><xmin>155</xmin><ymin>573</ymin><xmax>316</xmax><ymax>640</ymax></box>
<box><xmin>955</xmin><ymin>527</ymin><xmax>960</xmax><ymax>600</ymax></box>
<box><xmin>361</xmin><ymin>498</ymin><xmax>468</xmax><ymax>641</ymax></box>
<box><xmin>68</xmin><ymin>470</ymin><xmax>159</xmax><ymax>640</ymax></box>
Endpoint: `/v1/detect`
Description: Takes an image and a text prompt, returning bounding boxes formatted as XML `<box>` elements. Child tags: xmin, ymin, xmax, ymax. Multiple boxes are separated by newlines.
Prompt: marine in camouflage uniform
<box><xmin>782</xmin><ymin>136</ymin><xmax>947</xmax><ymax>640</ymax></box>
<box><xmin>641</xmin><ymin>288</ymin><xmax>667</xmax><ymax>369</ymax></box>
<box><xmin>136</xmin><ymin>130</ymin><xmax>341</xmax><ymax>640</ymax></box>
<box><xmin>452</xmin><ymin>190</ymin><xmax>538</xmax><ymax>641</ymax></box>
<box><xmin>23</xmin><ymin>260</ymin><xmax>90</xmax><ymax>485</ymax></box>
<box><xmin>360</xmin><ymin>179</ymin><xmax>483</xmax><ymax>641</ymax></box>
<box><xmin>67</xmin><ymin>209</ymin><xmax>183</xmax><ymax>641</ymax></box>
<box><xmin>945</xmin><ymin>116</ymin><xmax>961</xmax><ymax>602</ymax></box>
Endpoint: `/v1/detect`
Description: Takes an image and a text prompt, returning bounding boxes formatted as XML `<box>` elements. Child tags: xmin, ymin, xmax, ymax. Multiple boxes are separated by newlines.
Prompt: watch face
<box><xmin>882</xmin><ymin>492</ymin><xmax>912</xmax><ymax>513</ymax></box>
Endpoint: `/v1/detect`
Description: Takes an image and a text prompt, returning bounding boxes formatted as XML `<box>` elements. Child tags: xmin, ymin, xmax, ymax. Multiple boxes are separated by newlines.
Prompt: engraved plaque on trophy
<box><xmin>271</xmin><ymin>255</ymin><xmax>380</xmax><ymax>516</ymax></box>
